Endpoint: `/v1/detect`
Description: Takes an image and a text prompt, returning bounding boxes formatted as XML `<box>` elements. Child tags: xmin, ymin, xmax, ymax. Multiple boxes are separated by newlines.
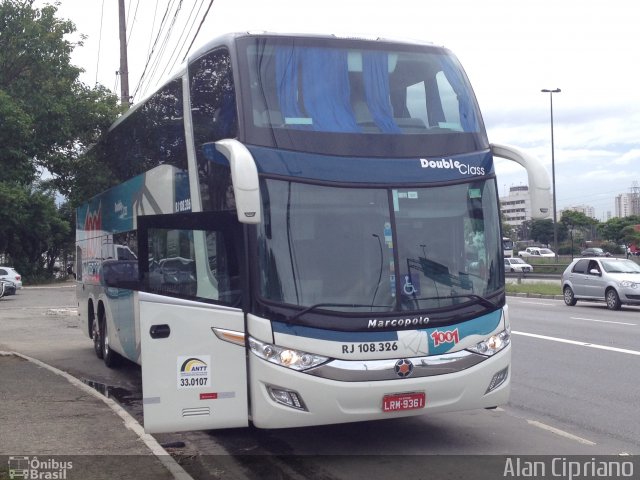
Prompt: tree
<box><xmin>560</xmin><ymin>210</ymin><xmax>598</xmax><ymax>230</ymax></box>
<box><xmin>0</xmin><ymin>89</ymin><xmax>35</xmax><ymax>184</ymax></box>
<box><xmin>0</xmin><ymin>183</ymin><xmax>69</xmax><ymax>277</ymax></box>
<box><xmin>530</xmin><ymin>219</ymin><xmax>555</xmax><ymax>246</ymax></box>
<box><xmin>0</xmin><ymin>0</ymin><xmax>122</xmax><ymax>279</ymax></box>
<box><xmin>560</xmin><ymin>210</ymin><xmax>599</xmax><ymax>247</ymax></box>
<box><xmin>0</xmin><ymin>1</ymin><xmax>122</xmax><ymax>185</ymax></box>
<box><xmin>620</xmin><ymin>225</ymin><xmax>640</xmax><ymax>251</ymax></box>
<box><xmin>598</xmin><ymin>215</ymin><xmax>640</xmax><ymax>244</ymax></box>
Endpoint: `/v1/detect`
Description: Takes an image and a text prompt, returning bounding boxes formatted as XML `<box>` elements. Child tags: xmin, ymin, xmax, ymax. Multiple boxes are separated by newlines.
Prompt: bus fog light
<box><xmin>249</xmin><ymin>336</ymin><xmax>329</xmax><ymax>371</ymax></box>
<box><xmin>467</xmin><ymin>327</ymin><xmax>511</xmax><ymax>356</ymax></box>
<box><xmin>485</xmin><ymin>366</ymin><xmax>509</xmax><ymax>394</ymax></box>
<box><xmin>267</xmin><ymin>385</ymin><xmax>307</xmax><ymax>411</ymax></box>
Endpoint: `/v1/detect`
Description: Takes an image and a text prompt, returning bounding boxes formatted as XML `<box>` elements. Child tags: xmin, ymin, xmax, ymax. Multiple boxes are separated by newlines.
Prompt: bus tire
<box><xmin>100</xmin><ymin>315</ymin><xmax>121</xmax><ymax>368</ymax></box>
<box><xmin>92</xmin><ymin>317</ymin><xmax>103</xmax><ymax>359</ymax></box>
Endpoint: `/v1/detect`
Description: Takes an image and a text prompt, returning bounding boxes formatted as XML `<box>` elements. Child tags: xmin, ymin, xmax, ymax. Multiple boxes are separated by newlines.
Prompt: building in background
<box><xmin>500</xmin><ymin>186</ymin><xmax>532</xmax><ymax>228</ymax></box>
<box><xmin>614</xmin><ymin>183</ymin><xmax>640</xmax><ymax>218</ymax></box>
<box><xmin>560</xmin><ymin>204</ymin><xmax>596</xmax><ymax>219</ymax></box>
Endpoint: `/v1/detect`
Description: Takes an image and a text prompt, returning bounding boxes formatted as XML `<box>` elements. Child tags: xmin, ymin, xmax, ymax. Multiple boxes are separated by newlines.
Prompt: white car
<box><xmin>518</xmin><ymin>247</ymin><xmax>555</xmax><ymax>258</ymax></box>
<box><xmin>0</xmin><ymin>266</ymin><xmax>23</xmax><ymax>289</ymax></box>
<box><xmin>504</xmin><ymin>258</ymin><xmax>533</xmax><ymax>273</ymax></box>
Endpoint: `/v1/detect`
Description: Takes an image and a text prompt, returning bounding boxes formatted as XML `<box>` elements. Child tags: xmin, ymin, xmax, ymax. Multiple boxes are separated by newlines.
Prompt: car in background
<box><xmin>561</xmin><ymin>257</ymin><xmax>640</xmax><ymax>310</ymax></box>
<box><xmin>504</xmin><ymin>258</ymin><xmax>533</xmax><ymax>273</ymax></box>
<box><xmin>580</xmin><ymin>247</ymin><xmax>610</xmax><ymax>257</ymax></box>
<box><xmin>0</xmin><ymin>266</ymin><xmax>22</xmax><ymax>289</ymax></box>
<box><xmin>518</xmin><ymin>247</ymin><xmax>555</xmax><ymax>258</ymax></box>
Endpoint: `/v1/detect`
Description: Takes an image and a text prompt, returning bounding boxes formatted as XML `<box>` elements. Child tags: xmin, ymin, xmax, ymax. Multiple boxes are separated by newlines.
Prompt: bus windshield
<box><xmin>258</xmin><ymin>179</ymin><xmax>502</xmax><ymax>314</ymax></box>
<box><xmin>239</xmin><ymin>36</ymin><xmax>488</xmax><ymax>157</ymax></box>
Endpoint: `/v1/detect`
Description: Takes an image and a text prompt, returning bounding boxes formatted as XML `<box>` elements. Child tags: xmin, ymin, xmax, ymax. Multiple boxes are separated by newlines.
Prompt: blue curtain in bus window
<box><xmin>440</xmin><ymin>56</ymin><xmax>479</xmax><ymax>132</ymax></box>
<box><xmin>275</xmin><ymin>47</ymin><xmax>306</xmax><ymax>125</ymax></box>
<box><xmin>362</xmin><ymin>52</ymin><xmax>401</xmax><ymax>133</ymax></box>
<box><xmin>300</xmin><ymin>48</ymin><xmax>360</xmax><ymax>133</ymax></box>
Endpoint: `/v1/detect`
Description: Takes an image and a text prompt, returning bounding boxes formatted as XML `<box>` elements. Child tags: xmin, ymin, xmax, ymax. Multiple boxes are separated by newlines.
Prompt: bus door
<box><xmin>137</xmin><ymin>212</ymin><xmax>249</xmax><ymax>433</ymax></box>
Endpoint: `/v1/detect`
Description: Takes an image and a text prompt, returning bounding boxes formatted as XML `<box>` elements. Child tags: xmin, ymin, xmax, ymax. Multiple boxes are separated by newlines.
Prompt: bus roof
<box><xmin>107</xmin><ymin>32</ymin><xmax>448</xmax><ymax>139</ymax></box>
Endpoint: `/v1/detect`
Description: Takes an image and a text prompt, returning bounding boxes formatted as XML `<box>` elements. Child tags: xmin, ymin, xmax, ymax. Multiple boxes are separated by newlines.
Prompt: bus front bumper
<box><xmin>249</xmin><ymin>345</ymin><xmax>510</xmax><ymax>429</ymax></box>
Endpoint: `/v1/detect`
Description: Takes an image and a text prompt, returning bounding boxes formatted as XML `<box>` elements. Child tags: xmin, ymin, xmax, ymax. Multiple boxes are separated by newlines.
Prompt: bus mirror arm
<box><xmin>490</xmin><ymin>143</ymin><xmax>552</xmax><ymax>220</ymax></box>
<box><xmin>216</xmin><ymin>139</ymin><xmax>262</xmax><ymax>225</ymax></box>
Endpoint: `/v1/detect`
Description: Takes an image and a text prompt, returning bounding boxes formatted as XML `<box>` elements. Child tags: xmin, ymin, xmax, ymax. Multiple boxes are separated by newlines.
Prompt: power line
<box><xmin>131</xmin><ymin>0</ymin><xmax>215</xmax><ymax>100</ymax></box>
<box><xmin>140</xmin><ymin>0</ymin><xmax>183</xmax><ymax>97</ymax></box>
<box><xmin>145</xmin><ymin>0</ymin><xmax>160</xmax><ymax>68</ymax></box>
<box><xmin>131</xmin><ymin>0</ymin><xmax>176</xmax><ymax>99</ymax></box>
<box><xmin>159</xmin><ymin>0</ymin><xmax>205</xmax><ymax>81</ymax></box>
<box><xmin>94</xmin><ymin>0</ymin><xmax>105</xmax><ymax>86</ymax></box>
<box><xmin>126</xmin><ymin>0</ymin><xmax>141</xmax><ymax>45</ymax></box>
<box><xmin>182</xmin><ymin>0</ymin><xmax>215</xmax><ymax>62</ymax></box>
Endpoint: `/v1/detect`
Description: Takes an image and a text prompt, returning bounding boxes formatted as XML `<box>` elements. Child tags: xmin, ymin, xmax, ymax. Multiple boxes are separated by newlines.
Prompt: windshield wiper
<box><xmin>407</xmin><ymin>294</ymin><xmax>497</xmax><ymax>310</ymax></box>
<box><xmin>287</xmin><ymin>294</ymin><xmax>497</xmax><ymax>323</ymax></box>
<box><xmin>454</xmin><ymin>293</ymin><xmax>498</xmax><ymax>309</ymax></box>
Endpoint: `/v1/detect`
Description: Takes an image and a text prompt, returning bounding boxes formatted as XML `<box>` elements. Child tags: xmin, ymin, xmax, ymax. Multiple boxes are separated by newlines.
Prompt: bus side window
<box><xmin>144</xmin><ymin>226</ymin><xmax>240</xmax><ymax>306</ymax></box>
<box><xmin>190</xmin><ymin>48</ymin><xmax>238</xmax><ymax>213</ymax></box>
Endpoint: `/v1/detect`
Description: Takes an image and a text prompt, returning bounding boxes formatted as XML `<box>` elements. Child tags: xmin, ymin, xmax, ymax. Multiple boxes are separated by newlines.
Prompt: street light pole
<box><xmin>541</xmin><ymin>88</ymin><xmax>561</xmax><ymax>256</ymax></box>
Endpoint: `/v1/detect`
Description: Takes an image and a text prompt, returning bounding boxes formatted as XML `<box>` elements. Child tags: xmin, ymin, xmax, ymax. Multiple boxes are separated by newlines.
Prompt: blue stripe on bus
<box><xmin>246</xmin><ymin>146</ymin><xmax>494</xmax><ymax>184</ymax></box>
<box><xmin>272</xmin><ymin>322</ymin><xmax>399</xmax><ymax>342</ymax></box>
<box><xmin>272</xmin><ymin>308</ymin><xmax>502</xmax><ymax>346</ymax></box>
<box><xmin>423</xmin><ymin>309</ymin><xmax>503</xmax><ymax>355</ymax></box>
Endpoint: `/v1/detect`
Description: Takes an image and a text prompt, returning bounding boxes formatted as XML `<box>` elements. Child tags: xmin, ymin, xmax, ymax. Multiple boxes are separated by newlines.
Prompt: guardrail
<box><xmin>505</xmin><ymin>272</ymin><xmax>561</xmax><ymax>284</ymax></box>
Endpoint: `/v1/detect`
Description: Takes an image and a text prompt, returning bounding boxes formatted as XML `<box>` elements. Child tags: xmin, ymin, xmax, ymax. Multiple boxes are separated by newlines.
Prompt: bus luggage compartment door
<box><xmin>139</xmin><ymin>292</ymin><xmax>248</xmax><ymax>433</ymax></box>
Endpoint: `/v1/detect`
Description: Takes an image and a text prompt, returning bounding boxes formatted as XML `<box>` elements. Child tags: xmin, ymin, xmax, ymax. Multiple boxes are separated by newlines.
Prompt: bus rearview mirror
<box><xmin>215</xmin><ymin>139</ymin><xmax>262</xmax><ymax>224</ymax></box>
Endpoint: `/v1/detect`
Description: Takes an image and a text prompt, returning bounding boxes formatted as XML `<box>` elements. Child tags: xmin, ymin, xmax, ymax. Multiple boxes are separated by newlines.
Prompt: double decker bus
<box><xmin>75</xmin><ymin>32</ymin><xmax>551</xmax><ymax>433</ymax></box>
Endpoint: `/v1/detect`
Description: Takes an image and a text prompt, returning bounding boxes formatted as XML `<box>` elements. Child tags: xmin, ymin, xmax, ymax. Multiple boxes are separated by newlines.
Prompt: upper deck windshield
<box><xmin>238</xmin><ymin>36</ymin><xmax>488</xmax><ymax>157</ymax></box>
<box><xmin>258</xmin><ymin>179</ymin><xmax>503</xmax><ymax>316</ymax></box>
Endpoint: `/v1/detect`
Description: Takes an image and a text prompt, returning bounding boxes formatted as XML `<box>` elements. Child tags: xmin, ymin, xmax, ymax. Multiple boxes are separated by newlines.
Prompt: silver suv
<box><xmin>561</xmin><ymin>258</ymin><xmax>640</xmax><ymax>310</ymax></box>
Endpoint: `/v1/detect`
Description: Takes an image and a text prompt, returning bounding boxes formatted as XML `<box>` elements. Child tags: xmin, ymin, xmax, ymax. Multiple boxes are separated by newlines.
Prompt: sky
<box><xmin>42</xmin><ymin>0</ymin><xmax>640</xmax><ymax>220</ymax></box>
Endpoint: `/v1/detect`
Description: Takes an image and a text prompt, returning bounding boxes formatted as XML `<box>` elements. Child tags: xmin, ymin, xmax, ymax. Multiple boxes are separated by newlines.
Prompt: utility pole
<box><xmin>118</xmin><ymin>0</ymin><xmax>130</xmax><ymax>107</ymax></box>
<box><xmin>541</xmin><ymin>88</ymin><xmax>561</xmax><ymax>255</ymax></box>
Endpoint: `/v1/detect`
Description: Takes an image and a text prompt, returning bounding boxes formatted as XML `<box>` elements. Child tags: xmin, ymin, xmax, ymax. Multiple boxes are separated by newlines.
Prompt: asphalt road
<box><xmin>507</xmin><ymin>296</ymin><xmax>640</xmax><ymax>450</ymax></box>
<box><xmin>1</xmin><ymin>283</ymin><xmax>638</xmax><ymax>479</ymax></box>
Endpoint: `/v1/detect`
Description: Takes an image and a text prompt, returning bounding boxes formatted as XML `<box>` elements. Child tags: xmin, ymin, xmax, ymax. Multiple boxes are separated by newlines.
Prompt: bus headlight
<box><xmin>248</xmin><ymin>337</ymin><xmax>329</xmax><ymax>371</ymax></box>
<box><xmin>466</xmin><ymin>327</ymin><xmax>511</xmax><ymax>356</ymax></box>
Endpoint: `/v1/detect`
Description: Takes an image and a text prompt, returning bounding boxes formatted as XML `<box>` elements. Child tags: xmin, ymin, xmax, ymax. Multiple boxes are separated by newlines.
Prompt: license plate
<box><xmin>382</xmin><ymin>392</ymin><xmax>426</xmax><ymax>412</ymax></box>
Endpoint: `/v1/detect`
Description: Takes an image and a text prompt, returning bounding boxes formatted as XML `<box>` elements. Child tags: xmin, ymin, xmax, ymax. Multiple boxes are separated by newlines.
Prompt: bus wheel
<box><xmin>92</xmin><ymin>318</ymin><xmax>103</xmax><ymax>359</ymax></box>
<box><xmin>100</xmin><ymin>316</ymin><xmax>121</xmax><ymax>368</ymax></box>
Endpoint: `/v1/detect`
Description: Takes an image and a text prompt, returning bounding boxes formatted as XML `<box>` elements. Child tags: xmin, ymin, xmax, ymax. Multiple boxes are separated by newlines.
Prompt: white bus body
<box><xmin>76</xmin><ymin>33</ymin><xmax>550</xmax><ymax>433</ymax></box>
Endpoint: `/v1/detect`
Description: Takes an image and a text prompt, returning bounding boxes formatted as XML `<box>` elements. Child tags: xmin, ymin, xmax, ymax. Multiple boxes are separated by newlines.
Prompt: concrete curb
<box><xmin>0</xmin><ymin>350</ymin><xmax>194</xmax><ymax>480</ymax></box>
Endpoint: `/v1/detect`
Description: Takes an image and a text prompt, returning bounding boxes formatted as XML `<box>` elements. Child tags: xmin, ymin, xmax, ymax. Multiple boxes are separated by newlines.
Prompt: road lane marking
<box><xmin>512</xmin><ymin>331</ymin><xmax>640</xmax><ymax>357</ymax></box>
<box><xmin>45</xmin><ymin>308</ymin><xmax>79</xmax><ymax>316</ymax></box>
<box><xmin>520</xmin><ymin>302</ymin><xmax>555</xmax><ymax>307</ymax></box>
<box><xmin>526</xmin><ymin>420</ymin><xmax>596</xmax><ymax>446</ymax></box>
<box><xmin>570</xmin><ymin>316</ymin><xmax>636</xmax><ymax>326</ymax></box>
